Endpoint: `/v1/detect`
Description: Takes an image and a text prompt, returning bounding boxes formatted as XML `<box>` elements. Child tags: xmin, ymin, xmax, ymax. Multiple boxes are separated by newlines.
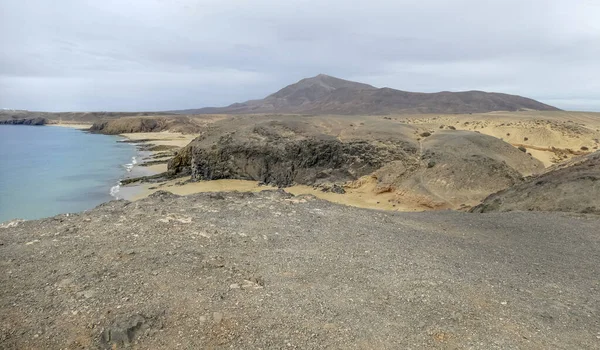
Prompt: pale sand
<box><xmin>398</xmin><ymin>111</ymin><xmax>600</xmax><ymax>167</ymax></box>
<box><xmin>145</xmin><ymin>163</ymin><xmax>168</xmax><ymax>173</ymax></box>
<box><xmin>47</xmin><ymin>123</ymin><xmax>93</xmax><ymax>130</ymax></box>
<box><xmin>526</xmin><ymin>149</ymin><xmax>555</xmax><ymax>167</ymax></box>
<box><xmin>117</xmin><ymin>132</ymin><xmax>197</xmax><ymax>200</ymax></box>
<box><xmin>128</xmin><ymin>177</ymin><xmax>423</xmax><ymax>212</ymax></box>
<box><xmin>120</xmin><ymin>132</ymin><xmax>198</xmax><ymax>148</ymax></box>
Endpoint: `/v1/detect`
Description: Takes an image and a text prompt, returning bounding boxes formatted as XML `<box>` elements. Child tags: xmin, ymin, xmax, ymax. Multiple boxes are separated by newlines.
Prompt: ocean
<box><xmin>0</xmin><ymin>125</ymin><xmax>138</xmax><ymax>222</ymax></box>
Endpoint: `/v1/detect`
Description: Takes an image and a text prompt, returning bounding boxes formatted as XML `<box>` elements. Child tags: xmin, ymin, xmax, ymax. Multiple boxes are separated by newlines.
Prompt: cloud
<box><xmin>0</xmin><ymin>0</ymin><xmax>599</xmax><ymax>111</ymax></box>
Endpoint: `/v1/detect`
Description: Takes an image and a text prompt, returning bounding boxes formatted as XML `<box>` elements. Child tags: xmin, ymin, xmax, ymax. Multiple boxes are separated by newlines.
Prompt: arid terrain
<box><xmin>1</xmin><ymin>191</ymin><xmax>599</xmax><ymax>349</ymax></box>
<box><xmin>1</xmin><ymin>75</ymin><xmax>600</xmax><ymax>349</ymax></box>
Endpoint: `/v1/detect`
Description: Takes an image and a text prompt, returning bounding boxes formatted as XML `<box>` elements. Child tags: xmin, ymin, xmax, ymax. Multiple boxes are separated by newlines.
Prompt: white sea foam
<box><xmin>110</xmin><ymin>183</ymin><xmax>121</xmax><ymax>199</ymax></box>
<box><xmin>123</xmin><ymin>156</ymin><xmax>137</xmax><ymax>172</ymax></box>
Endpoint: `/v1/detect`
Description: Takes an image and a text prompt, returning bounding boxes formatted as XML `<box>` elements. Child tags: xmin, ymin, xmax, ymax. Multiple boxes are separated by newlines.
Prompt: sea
<box><xmin>0</xmin><ymin>125</ymin><xmax>140</xmax><ymax>222</ymax></box>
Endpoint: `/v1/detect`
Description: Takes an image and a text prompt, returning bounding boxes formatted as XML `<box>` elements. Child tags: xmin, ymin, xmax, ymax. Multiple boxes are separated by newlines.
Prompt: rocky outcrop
<box><xmin>89</xmin><ymin>117</ymin><xmax>202</xmax><ymax>135</ymax></box>
<box><xmin>169</xmin><ymin>119</ymin><xmax>417</xmax><ymax>187</ymax></box>
<box><xmin>0</xmin><ymin>110</ymin><xmax>171</xmax><ymax>124</ymax></box>
<box><xmin>169</xmin><ymin>116</ymin><xmax>544</xmax><ymax>208</ymax></box>
<box><xmin>0</xmin><ymin>117</ymin><xmax>46</xmax><ymax>125</ymax></box>
<box><xmin>180</xmin><ymin>138</ymin><xmax>412</xmax><ymax>187</ymax></box>
<box><xmin>471</xmin><ymin>151</ymin><xmax>600</xmax><ymax>214</ymax></box>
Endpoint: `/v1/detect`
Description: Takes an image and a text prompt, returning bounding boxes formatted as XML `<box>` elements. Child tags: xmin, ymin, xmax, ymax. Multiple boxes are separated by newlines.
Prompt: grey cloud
<box><xmin>0</xmin><ymin>0</ymin><xmax>599</xmax><ymax>111</ymax></box>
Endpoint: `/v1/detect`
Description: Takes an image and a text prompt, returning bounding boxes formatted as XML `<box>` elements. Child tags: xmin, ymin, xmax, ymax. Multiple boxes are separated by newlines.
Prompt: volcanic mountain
<box><xmin>175</xmin><ymin>74</ymin><xmax>560</xmax><ymax>115</ymax></box>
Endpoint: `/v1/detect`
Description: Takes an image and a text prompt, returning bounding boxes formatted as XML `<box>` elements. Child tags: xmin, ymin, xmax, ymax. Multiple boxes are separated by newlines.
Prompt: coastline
<box><xmin>114</xmin><ymin>132</ymin><xmax>199</xmax><ymax>200</ymax></box>
<box><xmin>31</xmin><ymin>127</ymin><xmax>435</xmax><ymax>212</ymax></box>
<box><xmin>115</xmin><ymin>132</ymin><xmax>428</xmax><ymax>211</ymax></box>
<box><xmin>9</xmin><ymin>124</ymin><xmax>444</xmax><ymax>212</ymax></box>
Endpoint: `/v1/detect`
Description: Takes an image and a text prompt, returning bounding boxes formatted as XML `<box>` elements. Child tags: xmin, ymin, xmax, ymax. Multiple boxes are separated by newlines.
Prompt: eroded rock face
<box><xmin>189</xmin><ymin>137</ymin><xmax>413</xmax><ymax>187</ymax></box>
<box><xmin>89</xmin><ymin>117</ymin><xmax>203</xmax><ymax>135</ymax></box>
<box><xmin>0</xmin><ymin>117</ymin><xmax>46</xmax><ymax>125</ymax></box>
<box><xmin>169</xmin><ymin>118</ymin><xmax>418</xmax><ymax>187</ymax></box>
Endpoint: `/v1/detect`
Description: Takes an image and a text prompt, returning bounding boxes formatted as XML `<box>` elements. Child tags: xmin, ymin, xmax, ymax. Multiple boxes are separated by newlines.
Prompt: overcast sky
<box><xmin>1</xmin><ymin>0</ymin><xmax>599</xmax><ymax>112</ymax></box>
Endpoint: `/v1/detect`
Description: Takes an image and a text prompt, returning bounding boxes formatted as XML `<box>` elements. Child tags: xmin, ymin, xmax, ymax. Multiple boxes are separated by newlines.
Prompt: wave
<box><xmin>109</xmin><ymin>182</ymin><xmax>121</xmax><ymax>199</ymax></box>
<box><xmin>123</xmin><ymin>156</ymin><xmax>137</xmax><ymax>172</ymax></box>
<box><xmin>112</xmin><ymin>155</ymin><xmax>139</xmax><ymax>200</ymax></box>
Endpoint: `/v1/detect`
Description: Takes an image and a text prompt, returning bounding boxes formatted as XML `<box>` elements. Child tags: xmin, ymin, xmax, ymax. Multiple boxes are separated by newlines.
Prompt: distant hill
<box><xmin>174</xmin><ymin>74</ymin><xmax>560</xmax><ymax>115</ymax></box>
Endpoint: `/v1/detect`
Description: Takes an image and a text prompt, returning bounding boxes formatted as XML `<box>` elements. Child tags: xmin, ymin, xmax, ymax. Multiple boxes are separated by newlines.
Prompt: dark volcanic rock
<box><xmin>0</xmin><ymin>110</ymin><xmax>172</xmax><ymax>124</ymax></box>
<box><xmin>100</xmin><ymin>314</ymin><xmax>157</xmax><ymax>348</ymax></box>
<box><xmin>0</xmin><ymin>117</ymin><xmax>46</xmax><ymax>125</ymax></box>
<box><xmin>188</xmin><ymin>137</ymin><xmax>409</xmax><ymax>187</ymax></box>
<box><xmin>90</xmin><ymin>118</ymin><xmax>165</xmax><ymax>134</ymax></box>
<box><xmin>169</xmin><ymin>119</ymin><xmax>415</xmax><ymax>187</ymax></box>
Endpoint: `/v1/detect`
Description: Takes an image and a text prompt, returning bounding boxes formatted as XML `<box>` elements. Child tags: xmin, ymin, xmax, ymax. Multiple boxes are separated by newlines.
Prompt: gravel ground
<box><xmin>1</xmin><ymin>190</ymin><xmax>599</xmax><ymax>349</ymax></box>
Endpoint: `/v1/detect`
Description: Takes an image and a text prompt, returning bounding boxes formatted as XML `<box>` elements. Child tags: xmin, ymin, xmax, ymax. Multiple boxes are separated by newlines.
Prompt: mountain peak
<box><xmin>301</xmin><ymin>74</ymin><xmax>375</xmax><ymax>89</ymax></box>
<box><xmin>268</xmin><ymin>74</ymin><xmax>376</xmax><ymax>101</ymax></box>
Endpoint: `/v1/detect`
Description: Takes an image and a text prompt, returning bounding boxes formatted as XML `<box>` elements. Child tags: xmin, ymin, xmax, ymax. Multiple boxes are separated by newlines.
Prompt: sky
<box><xmin>1</xmin><ymin>0</ymin><xmax>599</xmax><ymax>112</ymax></box>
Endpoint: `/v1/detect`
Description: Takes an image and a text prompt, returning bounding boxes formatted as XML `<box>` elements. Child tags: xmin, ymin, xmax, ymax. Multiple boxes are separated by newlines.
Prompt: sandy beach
<box><xmin>120</xmin><ymin>131</ymin><xmax>198</xmax><ymax>148</ymax></box>
<box><xmin>46</xmin><ymin>123</ymin><xmax>93</xmax><ymax>130</ymax></box>
<box><xmin>116</xmin><ymin>131</ymin><xmax>198</xmax><ymax>200</ymax></box>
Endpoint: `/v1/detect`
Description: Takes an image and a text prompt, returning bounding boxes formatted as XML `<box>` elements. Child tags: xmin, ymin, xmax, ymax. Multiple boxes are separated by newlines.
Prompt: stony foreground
<box><xmin>1</xmin><ymin>191</ymin><xmax>599</xmax><ymax>349</ymax></box>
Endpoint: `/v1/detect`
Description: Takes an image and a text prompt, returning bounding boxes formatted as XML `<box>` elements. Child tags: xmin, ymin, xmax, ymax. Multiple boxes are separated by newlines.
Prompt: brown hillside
<box><xmin>176</xmin><ymin>74</ymin><xmax>560</xmax><ymax>115</ymax></box>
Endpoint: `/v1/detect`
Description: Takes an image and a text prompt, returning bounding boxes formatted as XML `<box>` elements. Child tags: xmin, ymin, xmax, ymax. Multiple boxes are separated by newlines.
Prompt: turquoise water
<box><xmin>0</xmin><ymin>125</ymin><xmax>137</xmax><ymax>222</ymax></box>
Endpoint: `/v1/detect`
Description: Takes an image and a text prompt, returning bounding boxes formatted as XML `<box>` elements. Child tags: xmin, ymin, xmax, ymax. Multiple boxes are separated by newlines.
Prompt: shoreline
<box><xmin>114</xmin><ymin>132</ymin><xmax>199</xmax><ymax>201</ymax></box>
<box><xmin>0</xmin><ymin>125</ymin><xmax>455</xmax><ymax>213</ymax></box>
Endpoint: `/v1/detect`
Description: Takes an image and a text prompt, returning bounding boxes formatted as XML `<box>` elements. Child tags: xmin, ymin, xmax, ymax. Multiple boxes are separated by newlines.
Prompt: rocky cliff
<box><xmin>89</xmin><ymin>117</ymin><xmax>203</xmax><ymax>134</ymax></box>
<box><xmin>0</xmin><ymin>117</ymin><xmax>46</xmax><ymax>125</ymax></box>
